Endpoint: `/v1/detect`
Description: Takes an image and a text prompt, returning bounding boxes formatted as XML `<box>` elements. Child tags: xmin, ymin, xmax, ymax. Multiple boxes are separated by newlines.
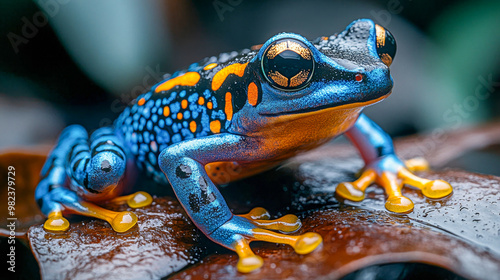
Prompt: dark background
<box><xmin>1</xmin><ymin>0</ymin><xmax>499</xmax><ymax>149</ymax></box>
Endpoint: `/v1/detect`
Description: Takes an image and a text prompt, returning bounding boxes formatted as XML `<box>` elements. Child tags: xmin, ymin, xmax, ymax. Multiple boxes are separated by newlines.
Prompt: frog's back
<box><xmin>115</xmin><ymin>48</ymin><xmax>258</xmax><ymax>182</ymax></box>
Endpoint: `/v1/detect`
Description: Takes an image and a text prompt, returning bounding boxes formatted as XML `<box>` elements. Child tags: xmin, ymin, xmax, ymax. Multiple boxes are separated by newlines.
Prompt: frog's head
<box><xmin>248</xmin><ymin>19</ymin><xmax>396</xmax><ymax>117</ymax></box>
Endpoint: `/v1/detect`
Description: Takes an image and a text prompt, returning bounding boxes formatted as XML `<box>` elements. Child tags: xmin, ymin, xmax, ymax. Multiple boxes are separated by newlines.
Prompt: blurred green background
<box><xmin>0</xmin><ymin>0</ymin><xmax>499</xmax><ymax>148</ymax></box>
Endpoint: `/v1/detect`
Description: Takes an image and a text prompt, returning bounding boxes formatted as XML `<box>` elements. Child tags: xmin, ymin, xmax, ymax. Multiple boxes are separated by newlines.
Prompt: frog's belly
<box><xmin>207</xmin><ymin>106</ymin><xmax>363</xmax><ymax>184</ymax></box>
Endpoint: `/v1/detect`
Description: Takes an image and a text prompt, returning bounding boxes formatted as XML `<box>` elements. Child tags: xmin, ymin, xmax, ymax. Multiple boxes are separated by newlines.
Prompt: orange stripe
<box><xmin>155</xmin><ymin>72</ymin><xmax>200</xmax><ymax>93</ymax></box>
<box><xmin>210</xmin><ymin>120</ymin><xmax>221</xmax><ymax>133</ymax></box>
<box><xmin>247</xmin><ymin>82</ymin><xmax>258</xmax><ymax>106</ymax></box>
<box><xmin>225</xmin><ymin>92</ymin><xmax>233</xmax><ymax>121</ymax></box>
<box><xmin>211</xmin><ymin>62</ymin><xmax>248</xmax><ymax>91</ymax></box>
<box><xmin>203</xmin><ymin>63</ymin><xmax>217</xmax><ymax>70</ymax></box>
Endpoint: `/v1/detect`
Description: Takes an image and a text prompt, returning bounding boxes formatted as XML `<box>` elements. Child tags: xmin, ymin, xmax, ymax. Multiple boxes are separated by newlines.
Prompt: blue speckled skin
<box><xmin>35</xmin><ymin>19</ymin><xmax>403</xmax><ymax>252</ymax></box>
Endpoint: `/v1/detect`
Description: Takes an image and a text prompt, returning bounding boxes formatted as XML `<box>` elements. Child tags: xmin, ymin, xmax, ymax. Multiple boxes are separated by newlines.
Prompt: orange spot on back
<box><xmin>138</xmin><ymin>98</ymin><xmax>146</xmax><ymax>106</ymax></box>
<box><xmin>177</xmin><ymin>112</ymin><xmax>183</xmax><ymax>120</ymax></box>
<box><xmin>210</xmin><ymin>120</ymin><xmax>221</xmax><ymax>134</ymax></box>
<box><xmin>247</xmin><ymin>82</ymin><xmax>259</xmax><ymax>106</ymax></box>
<box><xmin>225</xmin><ymin>92</ymin><xmax>233</xmax><ymax>121</ymax></box>
<box><xmin>181</xmin><ymin>99</ymin><xmax>188</xmax><ymax>109</ymax></box>
<box><xmin>207</xmin><ymin>101</ymin><xmax>213</xmax><ymax>110</ymax></box>
<box><xmin>211</xmin><ymin>62</ymin><xmax>248</xmax><ymax>91</ymax></box>
<box><xmin>198</xmin><ymin>96</ymin><xmax>205</xmax><ymax>105</ymax></box>
<box><xmin>155</xmin><ymin>72</ymin><xmax>201</xmax><ymax>93</ymax></box>
<box><xmin>190</xmin><ymin>121</ymin><xmax>197</xmax><ymax>133</ymax></box>
<box><xmin>163</xmin><ymin>106</ymin><xmax>170</xmax><ymax>117</ymax></box>
<box><xmin>204</xmin><ymin>63</ymin><xmax>217</xmax><ymax>70</ymax></box>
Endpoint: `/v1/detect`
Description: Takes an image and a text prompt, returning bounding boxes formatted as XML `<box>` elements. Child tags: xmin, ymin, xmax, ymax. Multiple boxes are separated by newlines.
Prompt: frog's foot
<box><xmin>109</xmin><ymin>191</ymin><xmax>153</xmax><ymax>208</ymax></box>
<box><xmin>336</xmin><ymin>157</ymin><xmax>452</xmax><ymax>213</ymax></box>
<box><xmin>213</xmin><ymin>214</ymin><xmax>322</xmax><ymax>273</ymax></box>
<box><xmin>237</xmin><ymin>207</ymin><xmax>301</xmax><ymax>233</ymax></box>
<box><xmin>44</xmin><ymin>210</ymin><xmax>70</xmax><ymax>231</ymax></box>
<box><xmin>78</xmin><ymin>201</ymin><xmax>138</xmax><ymax>232</ymax></box>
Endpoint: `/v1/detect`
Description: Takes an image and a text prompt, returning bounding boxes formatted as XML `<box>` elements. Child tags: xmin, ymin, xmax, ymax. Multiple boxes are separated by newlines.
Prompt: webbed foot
<box><xmin>336</xmin><ymin>156</ymin><xmax>452</xmax><ymax>213</ymax></box>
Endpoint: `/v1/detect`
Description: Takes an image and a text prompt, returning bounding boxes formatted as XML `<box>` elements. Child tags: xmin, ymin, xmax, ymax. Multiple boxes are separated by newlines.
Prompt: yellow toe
<box><xmin>336</xmin><ymin>182</ymin><xmax>365</xmax><ymax>201</ymax></box>
<box><xmin>237</xmin><ymin>255</ymin><xmax>263</xmax><ymax>273</ymax></box>
<box><xmin>44</xmin><ymin>216</ymin><xmax>70</xmax><ymax>231</ymax></box>
<box><xmin>385</xmin><ymin>196</ymin><xmax>414</xmax><ymax>213</ymax></box>
<box><xmin>111</xmin><ymin>211</ymin><xmax>137</xmax><ymax>232</ymax></box>
<box><xmin>293</xmin><ymin>232</ymin><xmax>323</xmax><ymax>254</ymax></box>
<box><xmin>422</xmin><ymin>180</ymin><xmax>453</xmax><ymax>198</ymax></box>
<box><xmin>127</xmin><ymin>191</ymin><xmax>153</xmax><ymax>208</ymax></box>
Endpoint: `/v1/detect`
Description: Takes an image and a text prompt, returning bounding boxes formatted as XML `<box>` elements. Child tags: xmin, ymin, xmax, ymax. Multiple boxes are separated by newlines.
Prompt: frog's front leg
<box><xmin>336</xmin><ymin>114</ymin><xmax>453</xmax><ymax>213</ymax></box>
<box><xmin>35</xmin><ymin>125</ymin><xmax>152</xmax><ymax>232</ymax></box>
<box><xmin>159</xmin><ymin>134</ymin><xmax>322</xmax><ymax>273</ymax></box>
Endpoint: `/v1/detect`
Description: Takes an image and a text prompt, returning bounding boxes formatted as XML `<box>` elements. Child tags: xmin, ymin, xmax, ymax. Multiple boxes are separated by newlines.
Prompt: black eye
<box><xmin>375</xmin><ymin>24</ymin><xmax>396</xmax><ymax>67</ymax></box>
<box><xmin>261</xmin><ymin>38</ymin><xmax>314</xmax><ymax>91</ymax></box>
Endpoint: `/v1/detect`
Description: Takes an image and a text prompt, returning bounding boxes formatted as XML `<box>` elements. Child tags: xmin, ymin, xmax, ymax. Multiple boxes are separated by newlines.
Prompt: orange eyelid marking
<box><xmin>210</xmin><ymin>120</ymin><xmax>221</xmax><ymax>133</ymax></box>
<box><xmin>204</xmin><ymin>63</ymin><xmax>217</xmax><ymax>70</ymax></box>
<box><xmin>198</xmin><ymin>97</ymin><xmax>205</xmax><ymax>105</ymax></box>
<box><xmin>247</xmin><ymin>82</ymin><xmax>258</xmax><ymax>106</ymax></box>
<box><xmin>211</xmin><ymin>62</ymin><xmax>249</xmax><ymax>91</ymax></box>
<box><xmin>207</xmin><ymin>101</ymin><xmax>213</xmax><ymax>110</ymax></box>
<box><xmin>138</xmin><ymin>98</ymin><xmax>146</xmax><ymax>106</ymax></box>
<box><xmin>190</xmin><ymin>121</ymin><xmax>197</xmax><ymax>133</ymax></box>
<box><xmin>155</xmin><ymin>72</ymin><xmax>201</xmax><ymax>93</ymax></box>
<box><xmin>181</xmin><ymin>99</ymin><xmax>188</xmax><ymax>109</ymax></box>
<box><xmin>225</xmin><ymin>92</ymin><xmax>233</xmax><ymax>121</ymax></box>
<box><xmin>375</xmin><ymin>24</ymin><xmax>386</xmax><ymax>48</ymax></box>
<box><xmin>163</xmin><ymin>106</ymin><xmax>170</xmax><ymax>116</ymax></box>
<box><xmin>177</xmin><ymin>112</ymin><xmax>183</xmax><ymax>120</ymax></box>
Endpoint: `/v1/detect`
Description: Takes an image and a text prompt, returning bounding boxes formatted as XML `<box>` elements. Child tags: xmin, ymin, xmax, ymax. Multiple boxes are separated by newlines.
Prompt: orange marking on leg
<box><xmin>203</xmin><ymin>63</ymin><xmax>217</xmax><ymax>70</ymax></box>
<box><xmin>138</xmin><ymin>98</ymin><xmax>146</xmax><ymax>106</ymax></box>
<box><xmin>163</xmin><ymin>106</ymin><xmax>170</xmax><ymax>117</ymax></box>
<box><xmin>247</xmin><ymin>82</ymin><xmax>259</xmax><ymax>106</ymax></box>
<box><xmin>225</xmin><ymin>92</ymin><xmax>233</xmax><ymax>121</ymax></box>
<box><xmin>190</xmin><ymin>121</ymin><xmax>197</xmax><ymax>133</ymax></box>
<box><xmin>198</xmin><ymin>96</ymin><xmax>205</xmax><ymax>105</ymax></box>
<box><xmin>181</xmin><ymin>99</ymin><xmax>188</xmax><ymax>109</ymax></box>
<box><xmin>210</xmin><ymin>120</ymin><xmax>221</xmax><ymax>133</ymax></box>
<box><xmin>155</xmin><ymin>72</ymin><xmax>200</xmax><ymax>93</ymax></box>
<box><xmin>177</xmin><ymin>112</ymin><xmax>183</xmax><ymax>120</ymax></box>
<box><xmin>207</xmin><ymin>101</ymin><xmax>213</xmax><ymax>110</ymax></box>
<box><xmin>211</xmin><ymin>62</ymin><xmax>248</xmax><ymax>91</ymax></box>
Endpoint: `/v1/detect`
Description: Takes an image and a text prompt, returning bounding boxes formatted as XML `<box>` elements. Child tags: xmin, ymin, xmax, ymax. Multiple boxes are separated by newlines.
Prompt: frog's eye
<box><xmin>261</xmin><ymin>38</ymin><xmax>314</xmax><ymax>91</ymax></box>
<box><xmin>375</xmin><ymin>24</ymin><xmax>397</xmax><ymax>67</ymax></box>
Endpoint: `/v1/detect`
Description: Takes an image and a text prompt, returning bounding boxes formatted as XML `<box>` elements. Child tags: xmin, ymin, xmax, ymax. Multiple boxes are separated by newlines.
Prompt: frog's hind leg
<box><xmin>35</xmin><ymin>125</ymin><xmax>147</xmax><ymax>232</ymax></box>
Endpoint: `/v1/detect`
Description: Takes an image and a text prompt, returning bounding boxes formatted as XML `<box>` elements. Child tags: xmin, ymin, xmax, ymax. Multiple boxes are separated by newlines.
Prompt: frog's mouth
<box><xmin>261</xmin><ymin>92</ymin><xmax>390</xmax><ymax>117</ymax></box>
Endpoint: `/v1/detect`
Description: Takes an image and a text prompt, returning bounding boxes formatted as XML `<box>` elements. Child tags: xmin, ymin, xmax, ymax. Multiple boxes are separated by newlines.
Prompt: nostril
<box><xmin>355</xmin><ymin>73</ymin><xmax>364</xmax><ymax>82</ymax></box>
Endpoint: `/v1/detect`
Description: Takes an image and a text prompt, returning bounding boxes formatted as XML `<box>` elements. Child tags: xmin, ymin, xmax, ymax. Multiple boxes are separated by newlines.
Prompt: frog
<box><xmin>35</xmin><ymin>19</ymin><xmax>453</xmax><ymax>273</ymax></box>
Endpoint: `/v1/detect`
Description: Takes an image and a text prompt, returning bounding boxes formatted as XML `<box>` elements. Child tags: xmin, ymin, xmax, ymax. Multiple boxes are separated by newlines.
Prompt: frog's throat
<box><xmin>264</xmin><ymin>93</ymin><xmax>390</xmax><ymax>119</ymax></box>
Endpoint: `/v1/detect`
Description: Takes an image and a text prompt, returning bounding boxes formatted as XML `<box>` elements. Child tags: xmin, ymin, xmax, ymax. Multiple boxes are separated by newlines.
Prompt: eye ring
<box><xmin>375</xmin><ymin>24</ymin><xmax>396</xmax><ymax>67</ymax></box>
<box><xmin>261</xmin><ymin>38</ymin><xmax>315</xmax><ymax>91</ymax></box>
